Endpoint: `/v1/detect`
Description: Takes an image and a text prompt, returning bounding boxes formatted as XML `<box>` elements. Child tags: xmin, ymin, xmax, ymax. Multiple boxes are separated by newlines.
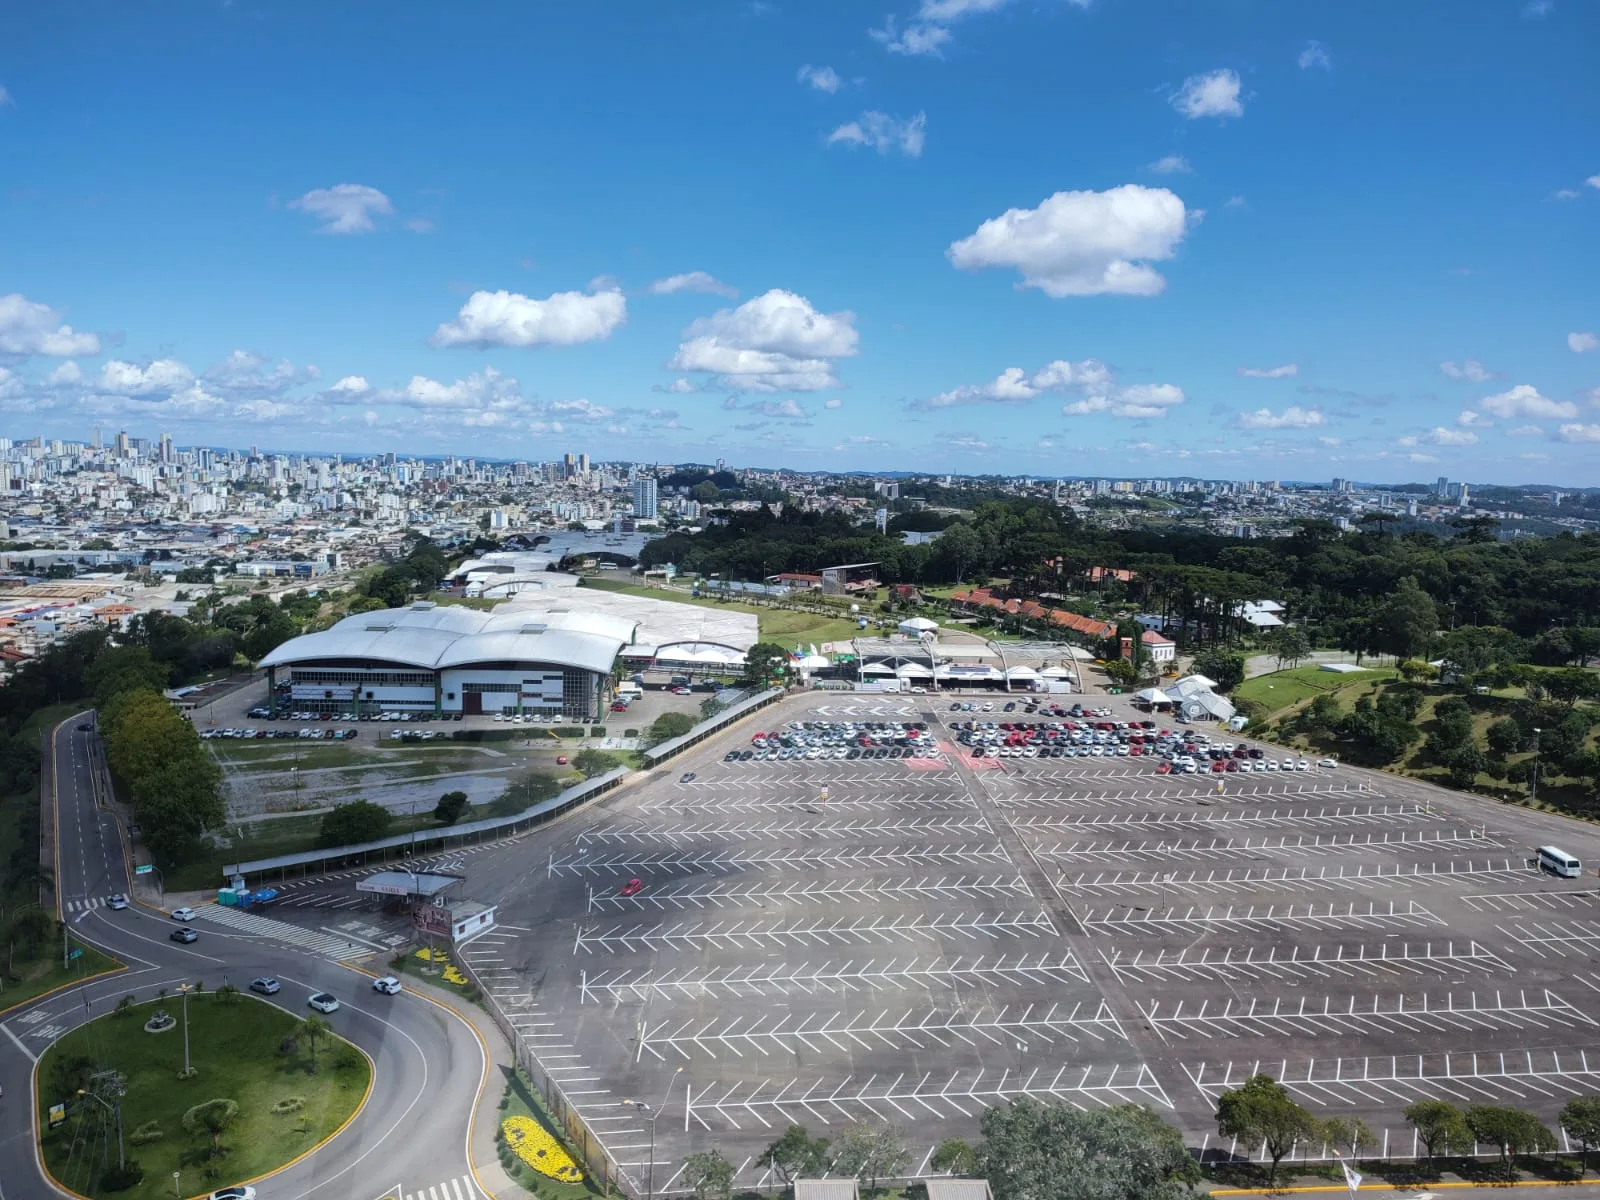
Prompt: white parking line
<box><xmin>1496</xmin><ymin>918</ymin><xmax>1600</xmax><ymax>957</ymax></box>
<box><xmin>573</xmin><ymin>911</ymin><xmax>1059</xmax><ymax>954</ymax></box>
<box><xmin>578</xmin><ymin>953</ymin><xmax>1090</xmax><ymax>1001</ymax></box>
<box><xmin>1080</xmin><ymin>899</ymin><xmax>1443</xmax><ymax>935</ymax></box>
<box><xmin>1101</xmin><ymin>940</ymin><xmax>1512</xmax><ymax>984</ymax></box>
<box><xmin>638</xmin><ymin>1001</ymin><xmax>1126</xmax><ymax>1061</ymax></box>
<box><xmin>586</xmin><ymin>874</ymin><xmax>1034</xmax><ymax>913</ymax></box>
<box><xmin>548</xmin><ymin>844</ymin><xmax>1015</xmax><ymax>877</ymax></box>
<box><xmin>1184</xmin><ymin>1048</ymin><xmax>1600</xmax><ymax>1108</ymax></box>
<box><xmin>1053</xmin><ymin>859</ymin><xmax>1534</xmax><ymax>897</ymax></box>
<box><xmin>1142</xmin><ymin>989</ymin><xmax>1595</xmax><ymax>1040</ymax></box>
<box><xmin>575</xmin><ymin>815</ymin><xmax>994</xmax><ymax>845</ymax></box>
<box><xmin>1029</xmin><ymin>828</ymin><xmax>1501</xmax><ymax>863</ymax></box>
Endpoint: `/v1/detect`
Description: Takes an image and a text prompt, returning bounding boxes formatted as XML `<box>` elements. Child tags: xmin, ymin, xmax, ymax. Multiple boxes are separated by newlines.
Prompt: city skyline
<box><xmin>3</xmin><ymin>1</ymin><xmax>1598</xmax><ymax>483</ymax></box>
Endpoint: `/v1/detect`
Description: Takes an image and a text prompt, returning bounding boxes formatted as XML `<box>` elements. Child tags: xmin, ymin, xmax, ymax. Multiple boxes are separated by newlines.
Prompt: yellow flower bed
<box><xmin>414</xmin><ymin>947</ymin><xmax>448</xmax><ymax>962</ymax></box>
<box><xmin>503</xmin><ymin>1114</ymin><xmax>584</xmax><ymax>1182</ymax></box>
<box><xmin>442</xmin><ymin>965</ymin><xmax>468</xmax><ymax>986</ymax></box>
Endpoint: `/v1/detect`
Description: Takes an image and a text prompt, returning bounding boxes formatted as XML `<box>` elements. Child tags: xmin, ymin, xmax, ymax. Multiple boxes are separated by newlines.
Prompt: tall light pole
<box><xmin>77</xmin><ymin>1083</ymin><xmax>125</xmax><ymax>1172</ymax></box>
<box><xmin>1530</xmin><ymin>727</ymin><xmax>1542</xmax><ymax>807</ymax></box>
<box><xmin>177</xmin><ymin>983</ymin><xmax>196</xmax><ymax>1078</ymax></box>
<box><xmin>622</xmin><ymin>1066</ymin><xmax>682</xmax><ymax>1200</ymax></box>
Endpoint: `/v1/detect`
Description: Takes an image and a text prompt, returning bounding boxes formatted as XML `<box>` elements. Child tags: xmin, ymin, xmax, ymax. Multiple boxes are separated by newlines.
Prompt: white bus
<box><xmin>1536</xmin><ymin>845</ymin><xmax>1582</xmax><ymax>878</ymax></box>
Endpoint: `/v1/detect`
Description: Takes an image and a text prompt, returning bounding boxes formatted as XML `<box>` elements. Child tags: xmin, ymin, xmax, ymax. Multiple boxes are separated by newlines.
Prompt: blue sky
<box><xmin>2</xmin><ymin>0</ymin><xmax>1598</xmax><ymax>483</ymax></box>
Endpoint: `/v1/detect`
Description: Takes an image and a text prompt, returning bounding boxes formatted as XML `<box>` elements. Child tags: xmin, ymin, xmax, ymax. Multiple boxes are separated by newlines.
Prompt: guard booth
<box><xmin>355</xmin><ymin>869</ymin><xmax>464</xmax><ymax>913</ymax></box>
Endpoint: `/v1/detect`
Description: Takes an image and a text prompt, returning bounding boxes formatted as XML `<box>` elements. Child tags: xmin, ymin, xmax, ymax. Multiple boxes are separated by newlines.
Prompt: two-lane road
<box><xmin>0</xmin><ymin>715</ymin><xmax>496</xmax><ymax>1200</ymax></box>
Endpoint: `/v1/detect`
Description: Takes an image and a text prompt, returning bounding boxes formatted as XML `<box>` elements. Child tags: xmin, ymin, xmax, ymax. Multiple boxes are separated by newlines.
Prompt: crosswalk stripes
<box><xmin>65</xmin><ymin>897</ymin><xmax>105</xmax><ymax>913</ymax></box>
<box><xmin>194</xmin><ymin>903</ymin><xmax>374</xmax><ymax>961</ymax></box>
<box><xmin>402</xmin><ymin>1174</ymin><xmax>478</xmax><ymax>1200</ymax></box>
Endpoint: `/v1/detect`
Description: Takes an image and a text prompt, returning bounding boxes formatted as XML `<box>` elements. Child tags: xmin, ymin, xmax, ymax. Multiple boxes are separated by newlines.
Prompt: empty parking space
<box><xmin>464</xmin><ymin>692</ymin><xmax>1600</xmax><ymax>1191</ymax></box>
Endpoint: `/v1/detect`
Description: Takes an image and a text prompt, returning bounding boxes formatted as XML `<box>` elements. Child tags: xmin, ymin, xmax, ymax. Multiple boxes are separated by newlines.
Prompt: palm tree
<box><xmin>302</xmin><ymin>1015</ymin><xmax>331</xmax><ymax>1072</ymax></box>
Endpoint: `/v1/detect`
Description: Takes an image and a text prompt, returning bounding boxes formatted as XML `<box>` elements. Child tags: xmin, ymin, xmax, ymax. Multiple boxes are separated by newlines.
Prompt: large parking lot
<box><xmin>454</xmin><ymin>691</ymin><xmax>1600</xmax><ymax>1193</ymax></box>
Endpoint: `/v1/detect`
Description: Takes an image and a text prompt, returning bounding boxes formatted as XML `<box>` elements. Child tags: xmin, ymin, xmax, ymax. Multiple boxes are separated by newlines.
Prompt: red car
<box><xmin>1156</xmin><ymin>761</ymin><xmax>1172</xmax><ymax>774</ymax></box>
<box><xmin>619</xmin><ymin>878</ymin><xmax>644</xmax><ymax>897</ymax></box>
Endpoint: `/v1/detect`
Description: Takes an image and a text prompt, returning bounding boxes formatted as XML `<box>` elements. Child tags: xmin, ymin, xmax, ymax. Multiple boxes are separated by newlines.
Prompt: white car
<box><xmin>1296</xmin><ymin>759</ymin><xmax>1311</xmax><ymax>771</ymax></box>
<box><xmin>207</xmin><ymin>1188</ymin><xmax>257</xmax><ymax>1200</ymax></box>
<box><xmin>170</xmin><ymin>906</ymin><xmax>196</xmax><ymax>921</ymax></box>
<box><xmin>372</xmin><ymin>976</ymin><xmax>402</xmax><ymax>995</ymax></box>
<box><xmin>307</xmin><ymin>992</ymin><xmax>341</xmax><ymax>1014</ymax></box>
<box><xmin>105</xmin><ymin>893</ymin><xmax>129</xmax><ymax>910</ymax></box>
<box><xmin>1318</xmin><ymin>758</ymin><xmax>1338</xmax><ymax>769</ymax></box>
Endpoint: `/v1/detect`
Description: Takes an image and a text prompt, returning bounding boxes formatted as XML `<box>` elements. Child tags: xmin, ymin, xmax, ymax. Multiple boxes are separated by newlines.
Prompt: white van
<box><xmin>616</xmin><ymin>682</ymin><xmax>643</xmax><ymax>700</ymax></box>
<box><xmin>1537</xmin><ymin>845</ymin><xmax>1582</xmax><ymax>878</ymax></box>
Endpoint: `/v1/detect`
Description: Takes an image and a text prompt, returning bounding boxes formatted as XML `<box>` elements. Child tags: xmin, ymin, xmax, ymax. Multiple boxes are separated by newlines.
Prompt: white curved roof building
<box><xmin>259</xmin><ymin>600</ymin><xmax>636</xmax><ymax>718</ymax></box>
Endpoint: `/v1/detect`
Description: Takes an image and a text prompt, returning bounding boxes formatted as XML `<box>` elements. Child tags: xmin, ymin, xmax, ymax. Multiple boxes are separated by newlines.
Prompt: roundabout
<box><xmin>39</xmin><ymin>992</ymin><xmax>370</xmax><ymax>1199</ymax></box>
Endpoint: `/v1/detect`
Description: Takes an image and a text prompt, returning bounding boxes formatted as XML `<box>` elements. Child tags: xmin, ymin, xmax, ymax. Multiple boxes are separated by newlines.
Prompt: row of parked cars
<box><xmin>202</xmin><ymin>727</ymin><xmax>358</xmax><ymax>740</ymax></box>
<box><xmin>251</xmin><ymin>706</ymin><xmax>464</xmax><ymax>722</ymax></box>
<box><xmin>949</xmin><ymin>699</ymin><xmax>1116</xmax><ymax>719</ymax></box>
<box><xmin>724</xmin><ymin>720</ymin><xmax>942</xmax><ymax>762</ymax></box>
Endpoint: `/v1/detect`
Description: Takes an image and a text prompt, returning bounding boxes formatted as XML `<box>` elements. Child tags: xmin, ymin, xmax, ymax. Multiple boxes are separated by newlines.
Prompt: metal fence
<box><xmin>463</xmin><ymin>960</ymin><xmax>630</xmax><ymax>1196</ymax></box>
<box><xmin>639</xmin><ymin>687</ymin><xmax>785</xmax><ymax>768</ymax></box>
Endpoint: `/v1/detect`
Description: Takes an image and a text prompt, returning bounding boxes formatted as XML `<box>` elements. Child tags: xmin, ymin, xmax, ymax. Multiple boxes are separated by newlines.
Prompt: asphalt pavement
<box><xmin>0</xmin><ymin>715</ymin><xmax>499</xmax><ymax>1200</ymax></box>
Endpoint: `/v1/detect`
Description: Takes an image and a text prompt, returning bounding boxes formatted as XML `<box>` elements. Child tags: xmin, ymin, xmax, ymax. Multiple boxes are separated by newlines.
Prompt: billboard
<box><xmin>413</xmin><ymin>905</ymin><xmax>452</xmax><ymax>938</ymax></box>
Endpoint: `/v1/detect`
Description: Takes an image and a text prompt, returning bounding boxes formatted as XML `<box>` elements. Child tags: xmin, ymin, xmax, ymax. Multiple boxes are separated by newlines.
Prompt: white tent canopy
<box><xmin>897</xmin><ymin>617</ymin><xmax>938</xmax><ymax>634</ymax></box>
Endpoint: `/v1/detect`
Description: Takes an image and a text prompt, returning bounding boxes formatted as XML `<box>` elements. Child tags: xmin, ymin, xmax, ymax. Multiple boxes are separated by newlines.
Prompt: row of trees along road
<box><xmin>677</xmin><ymin>1087</ymin><xmax>1600</xmax><ymax>1198</ymax></box>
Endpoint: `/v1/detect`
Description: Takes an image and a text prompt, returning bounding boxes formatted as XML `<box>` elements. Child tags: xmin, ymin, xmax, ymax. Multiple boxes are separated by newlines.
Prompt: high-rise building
<box><xmin>578</xmin><ymin>453</ymin><xmax>590</xmax><ymax>476</ymax></box>
<box><xmin>114</xmin><ymin>430</ymin><xmax>130</xmax><ymax>457</ymax></box>
<box><xmin>159</xmin><ymin>432</ymin><xmax>174</xmax><ymax>464</ymax></box>
<box><xmin>1435</xmin><ymin>475</ymin><xmax>1449</xmax><ymax>497</ymax></box>
<box><xmin>631</xmin><ymin>476</ymin><xmax>658</xmax><ymax>519</ymax></box>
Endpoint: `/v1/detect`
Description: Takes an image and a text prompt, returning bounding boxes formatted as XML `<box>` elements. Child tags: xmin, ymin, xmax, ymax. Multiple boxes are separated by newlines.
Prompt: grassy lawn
<box><xmin>0</xmin><ymin>938</ymin><xmax>123</xmax><ymax>1018</ymax></box>
<box><xmin>1235</xmin><ymin>665</ymin><xmax>1398</xmax><ymax>717</ymax></box>
<box><xmin>38</xmin><ymin>992</ymin><xmax>369</xmax><ymax>1200</ymax></box>
<box><xmin>494</xmin><ymin>1065</ymin><xmax>608</xmax><ymax>1197</ymax></box>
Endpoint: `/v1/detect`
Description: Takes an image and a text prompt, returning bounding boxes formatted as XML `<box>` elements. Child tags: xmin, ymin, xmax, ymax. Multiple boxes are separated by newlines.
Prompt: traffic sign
<box><xmin>135</xmin><ymin>864</ymin><xmax>153</xmax><ymax>875</ymax></box>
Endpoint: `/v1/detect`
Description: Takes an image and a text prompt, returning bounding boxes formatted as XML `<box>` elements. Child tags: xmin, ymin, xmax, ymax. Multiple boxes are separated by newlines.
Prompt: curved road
<box><xmin>0</xmin><ymin>715</ymin><xmax>496</xmax><ymax>1200</ymax></box>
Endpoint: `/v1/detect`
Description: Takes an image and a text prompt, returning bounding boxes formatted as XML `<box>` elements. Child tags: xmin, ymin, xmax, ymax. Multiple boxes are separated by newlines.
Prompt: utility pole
<box><xmin>621</xmin><ymin>1067</ymin><xmax>682</xmax><ymax>1200</ymax></box>
<box><xmin>1530</xmin><ymin>727</ymin><xmax>1542</xmax><ymax>806</ymax></box>
<box><xmin>80</xmin><ymin>1073</ymin><xmax>125</xmax><ymax>1171</ymax></box>
<box><xmin>177</xmin><ymin>983</ymin><xmax>196</xmax><ymax>1077</ymax></box>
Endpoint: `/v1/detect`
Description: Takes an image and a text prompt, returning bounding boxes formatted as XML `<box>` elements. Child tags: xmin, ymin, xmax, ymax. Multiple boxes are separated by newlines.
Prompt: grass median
<box><xmin>38</xmin><ymin>989</ymin><xmax>369</xmax><ymax>1200</ymax></box>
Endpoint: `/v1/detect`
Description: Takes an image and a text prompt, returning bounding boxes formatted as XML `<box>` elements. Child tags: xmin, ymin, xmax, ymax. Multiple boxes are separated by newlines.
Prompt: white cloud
<box><xmin>1508</xmin><ymin>424</ymin><xmax>1544</xmax><ymax>436</ymax></box>
<box><xmin>654</xmin><ymin>378</ymin><xmax>698</xmax><ymax>395</ymax></box>
<box><xmin>797</xmin><ymin>64</ymin><xmax>842</xmax><ymax>93</ymax></box>
<box><xmin>97</xmin><ymin>359</ymin><xmax>195</xmax><ymax>395</ymax></box>
<box><xmin>649</xmin><ymin>272</ymin><xmax>739</xmax><ymax>298</ymax></box>
<box><xmin>330</xmin><ymin>375</ymin><xmax>370</xmax><ymax>394</ymax></box>
<box><xmin>288</xmin><ymin>183</ymin><xmax>394</xmax><ymax>234</ymax></box>
<box><xmin>827</xmin><ymin>111</ymin><xmax>926</xmax><ymax>157</ymax></box>
<box><xmin>669</xmin><ymin>288</ymin><xmax>859</xmax><ymax>392</ymax></box>
<box><xmin>947</xmin><ymin>184</ymin><xmax>1189</xmax><ymax>298</ymax></box>
<box><xmin>918</xmin><ymin>358</ymin><xmax>1111</xmax><ymax>409</ymax></box>
<box><xmin>1457</xmin><ymin>409</ymin><xmax>1493</xmax><ymax>427</ymax></box>
<box><xmin>824</xmin><ymin>397</ymin><xmax>843</xmax><ymax>409</ymax></box>
<box><xmin>1225</xmin><ymin>195</ymin><xmax>1246</xmax><ymax>208</ymax></box>
<box><xmin>431</xmin><ymin>287</ymin><xmax>626</xmax><ymax>349</ymax></box>
<box><xmin>1523</xmin><ymin>0</ymin><xmax>1552</xmax><ymax>15</ymax></box>
<box><xmin>0</xmin><ymin>294</ymin><xmax>101</xmax><ymax>357</ymax></box>
<box><xmin>1587</xmin><ymin>175</ymin><xmax>1600</xmax><ymax>190</ymax></box>
<box><xmin>1235</xmin><ymin>406</ymin><xmax>1324</xmax><ymax>429</ymax></box>
<box><xmin>404</xmin><ymin>217</ymin><xmax>435</xmax><ymax>234</ymax></box>
<box><xmin>1427</xmin><ymin>426</ymin><xmax>1479</xmax><ymax>446</ymax></box>
<box><xmin>1237</xmin><ymin>363</ymin><xmax>1298</xmax><ymax>379</ymax></box>
<box><xmin>1408</xmin><ymin>452</ymin><xmax>1439</xmax><ymax>463</ymax></box>
<box><xmin>1297</xmin><ymin>41</ymin><xmax>1331</xmax><ymax>70</ymax></box>
<box><xmin>1064</xmin><ymin>382</ymin><xmax>1185</xmax><ymax>420</ymax></box>
<box><xmin>1172</xmin><ymin>69</ymin><xmax>1243</xmax><ymax>119</ymax></box>
<box><xmin>47</xmin><ymin>361</ymin><xmax>83</xmax><ymax>385</ymax></box>
<box><xmin>868</xmin><ymin>17</ymin><xmax>953</xmax><ymax>56</ymax></box>
<box><xmin>0</xmin><ymin>86</ymin><xmax>12</xmax><ymax>107</ymax></box>
<box><xmin>1558</xmin><ymin>422</ymin><xmax>1600</xmax><ymax>442</ymax></box>
<box><xmin>1440</xmin><ymin>359</ymin><xmax>1493</xmax><ymax>381</ymax></box>
<box><xmin>1148</xmin><ymin>155</ymin><xmax>1192</xmax><ymax>175</ymax></box>
<box><xmin>1479</xmin><ymin>383</ymin><xmax>1578</xmax><ymax>420</ymax></box>
<box><xmin>1569</xmin><ymin>331</ymin><xmax>1599</xmax><ymax>353</ymax></box>
<box><xmin>939</xmin><ymin>432</ymin><xmax>994</xmax><ymax>452</ymax></box>
<box><xmin>1555</xmin><ymin>189</ymin><xmax>1580</xmax><ymax>200</ymax></box>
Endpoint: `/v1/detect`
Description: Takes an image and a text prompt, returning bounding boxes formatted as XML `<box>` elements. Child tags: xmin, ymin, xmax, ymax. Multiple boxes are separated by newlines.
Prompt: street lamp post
<box><xmin>177</xmin><ymin>983</ymin><xmax>196</xmax><ymax>1078</ymax></box>
<box><xmin>1530</xmin><ymin>727</ymin><xmax>1543</xmax><ymax>806</ymax></box>
<box><xmin>621</xmin><ymin>1067</ymin><xmax>682</xmax><ymax>1200</ymax></box>
<box><xmin>77</xmin><ymin>1086</ymin><xmax>126</xmax><ymax>1171</ymax></box>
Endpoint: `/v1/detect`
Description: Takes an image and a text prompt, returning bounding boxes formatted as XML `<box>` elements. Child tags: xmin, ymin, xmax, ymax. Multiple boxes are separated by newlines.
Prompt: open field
<box><xmin>38</xmin><ymin>993</ymin><xmax>368</xmax><ymax>1200</ymax></box>
<box><xmin>580</xmin><ymin>575</ymin><xmax>871</xmax><ymax>647</ymax></box>
<box><xmin>1235</xmin><ymin>664</ymin><xmax>1399</xmax><ymax>714</ymax></box>
<box><xmin>444</xmin><ymin>690</ymin><xmax>1600</xmax><ymax>1193</ymax></box>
